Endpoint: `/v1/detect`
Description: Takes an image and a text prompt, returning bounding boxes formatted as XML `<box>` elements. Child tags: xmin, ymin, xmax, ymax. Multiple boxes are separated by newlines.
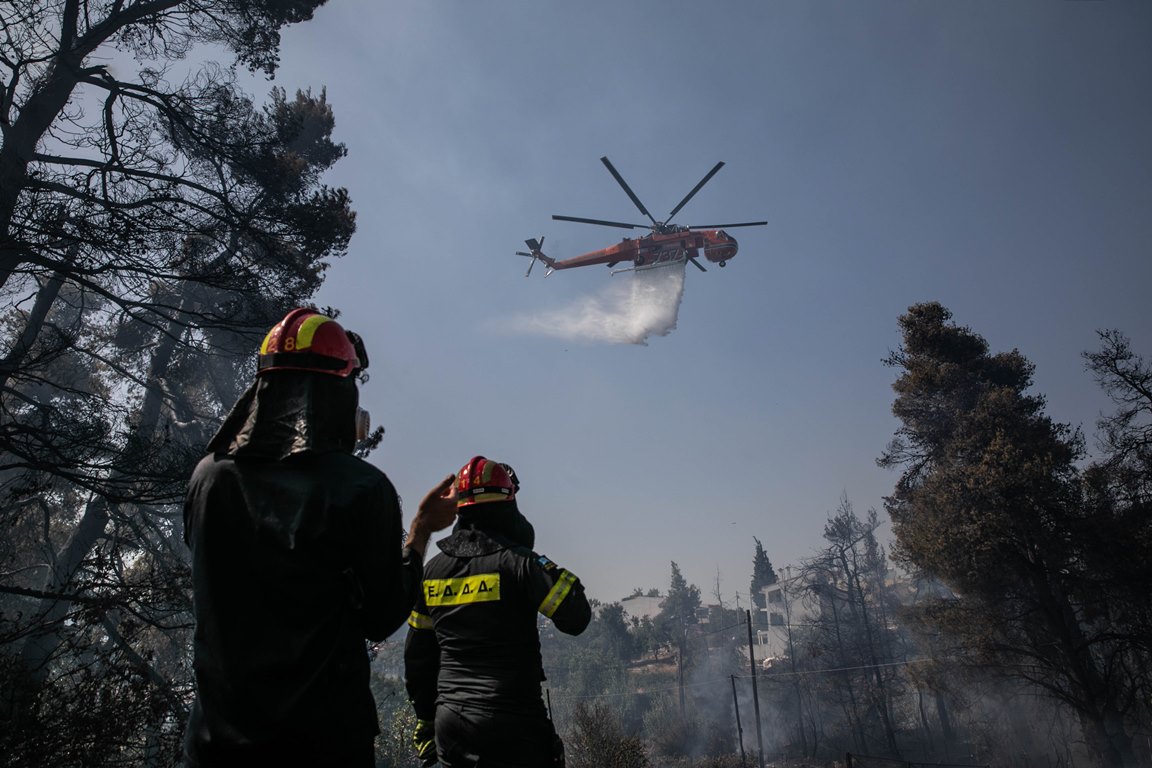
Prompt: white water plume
<box><xmin>501</xmin><ymin>262</ymin><xmax>687</xmax><ymax>345</ymax></box>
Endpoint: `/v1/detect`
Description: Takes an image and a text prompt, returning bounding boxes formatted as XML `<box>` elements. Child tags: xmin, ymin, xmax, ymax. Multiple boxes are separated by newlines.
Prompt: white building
<box><xmin>754</xmin><ymin>570</ymin><xmax>813</xmax><ymax>663</ymax></box>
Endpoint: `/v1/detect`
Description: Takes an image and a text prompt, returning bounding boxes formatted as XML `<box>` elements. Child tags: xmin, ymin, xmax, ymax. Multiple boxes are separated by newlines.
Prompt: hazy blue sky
<box><xmin>247</xmin><ymin>1</ymin><xmax>1151</xmax><ymax>604</ymax></box>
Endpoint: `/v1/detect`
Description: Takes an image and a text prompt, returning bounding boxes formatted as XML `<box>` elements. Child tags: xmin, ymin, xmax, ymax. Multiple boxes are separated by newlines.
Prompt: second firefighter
<box><xmin>405</xmin><ymin>456</ymin><xmax>591</xmax><ymax>768</ymax></box>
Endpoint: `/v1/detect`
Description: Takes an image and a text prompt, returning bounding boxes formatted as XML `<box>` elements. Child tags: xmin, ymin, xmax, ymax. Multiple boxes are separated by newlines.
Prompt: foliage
<box><xmin>625</xmin><ymin>614</ymin><xmax>666</xmax><ymax>663</ymax></box>
<box><xmin>564</xmin><ymin>701</ymin><xmax>649</xmax><ymax>768</ymax></box>
<box><xmin>0</xmin><ymin>2</ymin><xmax>351</xmax><ymax>764</ymax></box>
<box><xmin>795</xmin><ymin>497</ymin><xmax>904</xmax><ymax>757</ymax></box>
<box><xmin>1081</xmin><ymin>330</ymin><xmax>1152</xmax><ymax>621</ymax></box>
<box><xmin>595</xmin><ymin>602</ymin><xmax>641</xmax><ymax>661</ymax></box>
<box><xmin>748</xmin><ymin>536</ymin><xmax>778</xmax><ymax>627</ymax></box>
<box><xmin>1085</xmin><ymin>329</ymin><xmax>1152</xmax><ymax>479</ymax></box>
<box><xmin>545</xmin><ymin>601</ymin><xmax>638</xmax><ymax>685</ymax></box>
<box><xmin>879</xmin><ymin>302</ymin><xmax>1150</xmax><ymax>768</ymax></box>
<box><xmin>659</xmin><ymin>757</ymin><xmax>748</xmax><ymax>768</ymax></box>
<box><xmin>642</xmin><ymin>693</ymin><xmax>698</xmax><ymax>758</ymax></box>
<box><xmin>641</xmin><ymin>692</ymin><xmax>735</xmax><ymax>761</ymax></box>
<box><xmin>656</xmin><ymin>561</ymin><xmax>702</xmax><ymax>644</ymax></box>
<box><xmin>526</xmin><ymin>315</ymin><xmax>1152</xmax><ymax>767</ymax></box>
<box><xmin>371</xmin><ymin>670</ymin><xmax>422</xmax><ymax>768</ymax></box>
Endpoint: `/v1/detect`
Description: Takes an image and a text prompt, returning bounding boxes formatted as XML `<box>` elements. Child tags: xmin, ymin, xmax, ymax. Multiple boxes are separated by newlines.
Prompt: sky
<box><xmin>240</xmin><ymin>0</ymin><xmax>1151</xmax><ymax>604</ymax></box>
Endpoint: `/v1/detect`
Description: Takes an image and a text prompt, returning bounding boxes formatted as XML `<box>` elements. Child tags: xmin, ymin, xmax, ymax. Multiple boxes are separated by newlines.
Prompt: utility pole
<box><xmin>731</xmin><ymin>674</ymin><xmax>747</xmax><ymax>768</ymax></box>
<box><xmin>745</xmin><ymin>609</ymin><xmax>765</xmax><ymax>768</ymax></box>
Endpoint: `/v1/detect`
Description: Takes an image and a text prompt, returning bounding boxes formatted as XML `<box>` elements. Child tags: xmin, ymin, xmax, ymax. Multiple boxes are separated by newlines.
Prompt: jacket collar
<box><xmin>437</xmin><ymin>528</ymin><xmax>510</xmax><ymax>558</ymax></box>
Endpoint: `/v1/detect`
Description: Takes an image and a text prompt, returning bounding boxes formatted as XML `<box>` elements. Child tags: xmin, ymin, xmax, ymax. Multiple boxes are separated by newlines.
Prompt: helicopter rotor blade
<box><xmin>552</xmin><ymin>214</ymin><xmax>644</xmax><ymax>230</ymax></box>
<box><xmin>688</xmin><ymin>256</ymin><xmax>708</xmax><ymax>273</ymax></box>
<box><xmin>519</xmin><ymin>236</ymin><xmax>546</xmax><ymax>277</ymax></box>
<box><xmin>600</xmin><ymin>156</ymin><xmax>658</xmax><ymax>227</ymax></box>
<box><xmin>687</xmin><ymin>221</ymin><xmax>768</xmax><ymax>229</ymax></box>
<box><xmin>667</xmin><ymin>161</ymin><xmax>725</xmax><ymax>222</ymax></box>
<box><xmin>516</xmin><ymin>251</ymin><xmax>538</xmax><ymax>277</ymax></box>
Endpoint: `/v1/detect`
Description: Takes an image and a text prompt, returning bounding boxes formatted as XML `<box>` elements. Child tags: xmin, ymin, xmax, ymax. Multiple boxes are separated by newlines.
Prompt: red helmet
<box><xmin>456</xmin><ymin>456</ymin><xmax>517</xmax><ymax>507</ymax></box>
<box><xmin>257</xmin><ymin>308</ymin><xmax>366</xmax><ymax>378</ymax></box>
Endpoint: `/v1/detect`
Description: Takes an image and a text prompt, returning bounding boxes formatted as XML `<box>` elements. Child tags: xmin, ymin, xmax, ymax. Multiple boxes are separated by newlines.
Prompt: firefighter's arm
<box><xmin>406</xmin><ymin>474</ymin><xmax>457</xmax><ymax>558</ymax></box>
<box><xmin>403</xmin><ymin>596</ymin><xmax>440</xmax><ymax>721</ymax></box>
<box><xmin>354</xmin><ymin>475</ymin><xmax>455</xmax><ymax>640</ymax></box>
<box><xmin>529</xmin><ymin>553</ymin><xmax>592</xmax><ymax>636</ymax></box>
<box><xmin>353</xmin><ymin>477</ymin><xmax>422</xmax><ymax>640</ymax></box>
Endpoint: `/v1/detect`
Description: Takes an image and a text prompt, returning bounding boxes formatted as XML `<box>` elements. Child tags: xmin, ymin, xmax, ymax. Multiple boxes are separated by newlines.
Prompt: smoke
<box><xmin>500</xmin><ymin>262</ymin><xmax>687</xmax><ymax>346</ymax></box>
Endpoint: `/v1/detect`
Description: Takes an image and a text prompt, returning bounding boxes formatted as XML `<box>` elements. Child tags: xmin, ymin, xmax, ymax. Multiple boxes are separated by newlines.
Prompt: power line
<box><xmin>544</xmin><ymin>656</ymin><xmax>970</xmax><ymax>703</ymax></box>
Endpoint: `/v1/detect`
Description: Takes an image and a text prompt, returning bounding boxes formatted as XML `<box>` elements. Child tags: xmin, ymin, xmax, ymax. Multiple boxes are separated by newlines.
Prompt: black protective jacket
<box><xmin>404</xmin><ymin>518</ymin><xmax>591</xmax><ymax>721</ymax></box>
<box><xmin>183</xmin><ymin>449</ymin><xmax>420</xmax><ymax>766</ymax></box>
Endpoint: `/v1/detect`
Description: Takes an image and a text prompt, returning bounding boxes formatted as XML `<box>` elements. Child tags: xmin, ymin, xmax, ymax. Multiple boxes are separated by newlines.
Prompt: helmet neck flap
<box><xmin>208</xmin><ymin>371</ymin><xmax>359</xmax><ymax>460</ymax></box>
<box><xmin>452</xmin><ymin>500</ymin><xmax>536</xmax><ymax>551</ymax></box>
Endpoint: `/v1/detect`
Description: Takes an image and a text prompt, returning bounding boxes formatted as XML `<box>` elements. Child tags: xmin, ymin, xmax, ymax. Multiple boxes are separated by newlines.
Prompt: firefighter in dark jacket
<box><xmin>183</xmin><ymin>308</ymin><xmax>457</xmax><ymax>768</ymax></box>
<box><xmin>405</xmin><ymin>456</ymin><xmax>592</xmax><ymax>768</ymax></box>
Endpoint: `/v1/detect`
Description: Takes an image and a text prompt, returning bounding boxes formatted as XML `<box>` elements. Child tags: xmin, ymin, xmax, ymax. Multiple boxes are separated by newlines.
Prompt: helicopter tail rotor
<box><xmin>516</xmin><ymin>237</ymin><xmax>555</xmax><ymax>277</ymax></box>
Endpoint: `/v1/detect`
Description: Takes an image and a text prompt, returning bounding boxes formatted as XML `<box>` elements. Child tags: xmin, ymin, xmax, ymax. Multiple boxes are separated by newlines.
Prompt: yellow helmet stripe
<box><xmin>260</xmin><ymin>314</ymin><xmax>331</xmax><ymax>355</ymax></box>
<box><xmin>294</xmin><ymin>314</ymin><xmax>330</xmax><ymax>350</ymax></box>
<box><xmin>466</xmin><ymin>491</ymin><xmax>512</xmax><ymax>504</ymax></box>
<box><xmin>538</xmin><ymin>569</ymin><xmax>576</xmax><ymax>618</ymax></box>
<box><xmin>259</xmin><ymin>327</ymin><xmax>276</xmax><ymax>355</ymax></box>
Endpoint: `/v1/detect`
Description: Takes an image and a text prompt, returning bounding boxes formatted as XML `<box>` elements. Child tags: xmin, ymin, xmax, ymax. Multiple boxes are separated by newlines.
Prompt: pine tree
<box><xmin>748</xmin><ymin>536</ymin><xmax>778</xmax><ymax>627</ymax></box>
<box><xmin>0</xmin><ymin>3</ymin><xmax>353</xmax><ymax>762</ymax></box>
<box><xmin>880</xmin><ymin>302</ymin><xmax>1142</xmax><ymax>768</ymax></box>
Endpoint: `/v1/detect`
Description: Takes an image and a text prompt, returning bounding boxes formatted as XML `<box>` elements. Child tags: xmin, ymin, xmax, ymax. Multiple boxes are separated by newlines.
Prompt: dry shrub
<box><xmin>565</xmin><ymin>701</ymin><xmax>649</xmax><ymax>768</ymax></box>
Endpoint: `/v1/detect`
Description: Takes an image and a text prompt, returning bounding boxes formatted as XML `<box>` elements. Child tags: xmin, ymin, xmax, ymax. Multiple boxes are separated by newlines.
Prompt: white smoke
<box><xmin>500</xmin><ymin>262</ymin><xmax>687</xmax><ymax>345</ymax></box>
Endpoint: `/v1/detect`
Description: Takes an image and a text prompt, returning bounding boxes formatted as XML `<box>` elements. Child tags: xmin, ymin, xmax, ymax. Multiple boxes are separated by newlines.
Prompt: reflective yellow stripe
<box><xmin>294</xmin><ymin>314</ymin><xmax>330</xmax><ymax>350</ymax></box>
<box><xmin>424</xmin><ymin>574</ymin><xmax>501</xmax><ymax>607</ymax></box>
<box><xmin>538</xmin><ymin>570</ymin><xmax>576</xmax><ymax>618</ymax></box>
<box><xmin>408</xmin><ymin>610</ymin><xmax>433</xmax><ymax>630</ymax></box>
<box><xmin>469</xmin><ymin>491</ymin><xmax>512</xmax><ymax>504</ymax></box>
<box><xmin>260</xmin><ymin>314</ymin><xmax>330</xmax><ymax>354</ymax></box>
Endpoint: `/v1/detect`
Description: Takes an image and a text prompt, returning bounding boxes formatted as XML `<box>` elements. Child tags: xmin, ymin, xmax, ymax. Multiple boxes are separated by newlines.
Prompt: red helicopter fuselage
<box><xmin>517</xmin><ymin>156</ymin><xmax>763</xmax><ymax>278</ymax></box>
<box><xmin>548</xmin><ymin>229</ymin><xmax>738</xmax><ymax>273</ymax></box>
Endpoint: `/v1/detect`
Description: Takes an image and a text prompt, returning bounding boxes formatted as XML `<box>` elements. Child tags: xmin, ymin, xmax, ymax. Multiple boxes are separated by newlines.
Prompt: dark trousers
<box><xmin>435</xmin><ymin>703</ymin><xmax>558</xmax><ymax>768</ymax></box>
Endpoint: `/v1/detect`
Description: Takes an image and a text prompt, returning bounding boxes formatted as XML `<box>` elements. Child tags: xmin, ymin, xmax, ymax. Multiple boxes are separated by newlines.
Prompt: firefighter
<box><xmin>183</xmin><ymin>308</ymin><xmax>457</xmax><ymax>768</ymax></box>
<box><xmin>405</xmin><ymin>456</ymin><xmax>592</xmax><ymax>768</ymax></box>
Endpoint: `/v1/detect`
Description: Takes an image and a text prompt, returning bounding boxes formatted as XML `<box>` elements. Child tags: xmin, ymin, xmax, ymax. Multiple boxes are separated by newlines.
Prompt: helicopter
<box><xmin>517</xmin><ymin>156</ymin><xmax>766</xmax><ymax>277</ymax></box>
